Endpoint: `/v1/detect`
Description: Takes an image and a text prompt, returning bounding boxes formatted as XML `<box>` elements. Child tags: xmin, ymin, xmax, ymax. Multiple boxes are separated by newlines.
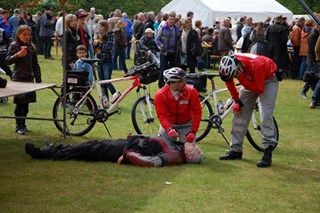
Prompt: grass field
<box><xmin>0</xmin><ymin>51</ymin><xmax>319</xmax><ymax>212</ymax></box>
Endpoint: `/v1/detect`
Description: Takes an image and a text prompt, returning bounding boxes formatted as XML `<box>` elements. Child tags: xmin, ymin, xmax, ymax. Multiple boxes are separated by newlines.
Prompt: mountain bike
<box><xmin>193</xmin><ymin>72</ymin><xmax>279</xmax><ymax>152</ymax></box>
<box><xmin>52</xmin><ymin>59</ymin><xmax>160</xmax><ymax>136</ymax></box>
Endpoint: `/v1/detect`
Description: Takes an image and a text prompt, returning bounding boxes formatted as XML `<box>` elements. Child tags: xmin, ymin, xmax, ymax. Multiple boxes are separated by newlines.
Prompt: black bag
<box><xmin>186</xmin><ymin>74</ymin><xmax>207</xmax><ymax>92</ymax></box>
<box><xmin>0</xmin><ymin>77</ymin><xmax>7</xmax><ymax>88</ymax></box>
<box><xmin>135</xmin><ymin>63</ymin><xmax>159</xmax><ymax>85</ymax></box>
<box><xmin>66</xmin><ymin>71</ymin><xmax>89</xmax><ymax>86</ymax></box>
<box><xmin>303</xmin><ymin>71</ymin><xmax>319</xmax><ymax>91</ymax></box>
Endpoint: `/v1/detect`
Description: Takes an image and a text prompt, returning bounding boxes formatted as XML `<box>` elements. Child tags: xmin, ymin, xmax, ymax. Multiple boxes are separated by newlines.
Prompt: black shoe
<box><xmin>25</xmin><ymin>143</ymin><xmax>45</xmax><ymax>159</ymax></box>
<box><xmin>22</xmin><ymin>127</ymin><xmax>32</xmax><ymax>133</ymax></box>
<box><xmin>257</xmin><ymin>146</ymin><xmax>273</xmax><ymax>168</ymax></box>
<box><xmin>220</xmin><ymin>150</ymin><xmax>243</xmax><ymax>160</ymax></box>
<box><xmin>16</xmin><ymin>128</ymin><xmax>25</xmax><ymax>135</ymax></box>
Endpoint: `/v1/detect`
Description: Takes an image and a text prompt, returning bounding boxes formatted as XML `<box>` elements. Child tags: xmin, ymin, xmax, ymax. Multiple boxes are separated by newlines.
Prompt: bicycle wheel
<box><xmin>53</xmin><ymin>90</ymin><xmax>98</xmax><ymax>136</ymax></box>
<box><xmin>196</xmin><ymin>95</ymin><xmax>213</xmax><ymax>142</ymax></box>
<box><xmin>131</xmin><ymin>96</ymin><xmax>160</xmax><ymax>136</ymax></box>
<box><xmin>246</xmin><ymin>103</ymin><xmax>279</xmax><ymax>152</ymax></box>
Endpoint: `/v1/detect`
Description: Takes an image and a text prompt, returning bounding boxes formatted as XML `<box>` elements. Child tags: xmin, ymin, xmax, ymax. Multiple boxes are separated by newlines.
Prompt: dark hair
<box><xmin>76</xmin><ymin>45</ymin><xmax>87</xmax><ymax>52</ymax></box>
<box><xmin>187</xmin><ymin>11</ymin><xmax>193</xmax><ymax>17</ymax></box>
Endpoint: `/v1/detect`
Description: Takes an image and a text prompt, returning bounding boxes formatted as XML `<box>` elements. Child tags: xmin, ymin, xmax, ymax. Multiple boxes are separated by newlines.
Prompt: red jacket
<box><xmin>154</xmin><ymin>84</ymin><xmax>202</xmax><ymax>133</ymax></box>
<box><xmin>226</xmin><ymin>53</ymin><xmax>277</xmax><ymax>101</ymax></box>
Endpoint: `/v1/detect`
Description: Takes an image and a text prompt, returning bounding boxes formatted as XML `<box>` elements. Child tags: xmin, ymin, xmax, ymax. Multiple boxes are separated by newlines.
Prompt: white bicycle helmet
<box><xmin>219</xmin><ymin>55</ymin><xmax>239</xmax><ymax>82</ymax></box>
<box><xmin>163</xmin><ymin>67</ymin><xmax>187</xmax><ymax>83</ymax></box>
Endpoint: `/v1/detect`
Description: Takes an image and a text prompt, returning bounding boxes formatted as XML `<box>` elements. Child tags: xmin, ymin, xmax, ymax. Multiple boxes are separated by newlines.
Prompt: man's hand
<box><xmin>186</xmin><ymin>132</ymin><xmax>195</xmax><ymax>143</ymax></box>
<box><xmin>168</xmin><ymin>128</ymin><xmax>179</xmax><ymax>138</ymax></box>
<box><xmin>233</xmin><ymin>100</ymin><xmax>244</xmax><ymax>114</ymax></box>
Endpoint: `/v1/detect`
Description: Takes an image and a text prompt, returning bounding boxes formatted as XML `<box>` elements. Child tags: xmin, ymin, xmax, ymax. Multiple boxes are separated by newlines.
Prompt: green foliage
<box><xmin>1</xmin><ymin>0</ymin><xmax>319</xmax><ymax>17</ymax></box>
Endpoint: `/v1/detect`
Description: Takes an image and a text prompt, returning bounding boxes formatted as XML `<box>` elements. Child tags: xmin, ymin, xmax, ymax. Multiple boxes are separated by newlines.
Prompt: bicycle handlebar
<box><xmin>124</xmin><ymin>61</ymin><xmax>157</xmax><ymax>77</ymax></box>
<box><xmin>80</xmin><ymin>58</ymin><xmax>102</xmax><ymax>65</ymax></box>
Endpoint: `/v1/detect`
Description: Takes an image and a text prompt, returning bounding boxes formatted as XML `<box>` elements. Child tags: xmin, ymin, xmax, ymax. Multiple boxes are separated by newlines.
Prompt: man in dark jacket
<box><xmin>39</xmin><ymin>7</ymin><xmax>54</xmax><ymax>59</ymax></box>
<box><xmin>25</xmin><ymin>135</ymin><xmax>204</xmax><ymax>167</ymax></box>
<box><xmin>266</xmin><ymin>15</ymin><xmax>289</xmax><ymax>74</ymax></box>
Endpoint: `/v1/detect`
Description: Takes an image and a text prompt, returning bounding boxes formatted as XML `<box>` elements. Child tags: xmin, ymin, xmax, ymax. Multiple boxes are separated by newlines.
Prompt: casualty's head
<box><xmin>184</xmin><ymin>142</ymin><xmax>204</xmax><ymax>164</ymax></box>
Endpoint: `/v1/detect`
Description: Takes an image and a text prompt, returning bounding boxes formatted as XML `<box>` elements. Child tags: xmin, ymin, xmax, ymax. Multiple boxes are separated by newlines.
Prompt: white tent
<box><xmin>161</xmin><ymin>0</ymin><xmax>293</xmax><ymax>27</ymax></box>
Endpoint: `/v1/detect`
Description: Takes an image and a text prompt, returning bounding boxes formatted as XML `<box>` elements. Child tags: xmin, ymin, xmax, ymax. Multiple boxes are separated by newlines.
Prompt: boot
<box><xmin>16</xmin><ymin>119</ymin><xmax>25</xmax><ymax>135</ymax></box>
<box><xmin>25</xmin><ymin>143</ymin><xmax>46</xmax><ymax>159</ymax></box>
<box><xmin>21</xmin><ymin>119</ymin><xmax>32</xmax><ymax>133</ymax></box>
<box><xmin>257</xmin><ymin>146</ymin><xmax>273</xmax><ymax>168</ymax></box>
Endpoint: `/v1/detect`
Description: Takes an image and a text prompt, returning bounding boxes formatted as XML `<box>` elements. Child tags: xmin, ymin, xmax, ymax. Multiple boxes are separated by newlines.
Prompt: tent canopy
<box><xmin>161</xmin><ymin>0</ymin><xmax>293</xmax><ymax>27</ymax></box>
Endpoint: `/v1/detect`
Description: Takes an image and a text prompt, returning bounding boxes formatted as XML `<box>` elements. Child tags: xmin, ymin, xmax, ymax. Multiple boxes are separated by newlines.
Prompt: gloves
<box><xmin>233</xmin><ymin>100</ymin><xmax>244</xmax><ymax>114</ymax></box>
<box><xmin>186</xmin><ymin>132</ymin><xmax>195</xmax><ymax>143</ymax></box>
<box><xmin>168</xmin><ymin>128</ymin><xmax>179</xmax><ymax>138</ymax></box>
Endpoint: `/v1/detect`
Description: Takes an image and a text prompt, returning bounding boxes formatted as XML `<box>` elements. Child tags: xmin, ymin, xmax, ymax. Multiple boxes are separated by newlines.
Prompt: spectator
<box><xmin>63</xmin><ymin>14</ymin><xmax>78</xmax><ymax>70</ymax></box>
<box><xmin>218</xmin><ymin>18</ymin><xmax>234</xmax><ymax>57</ymax></box>
<box><xmin>154</xmin><ymin>67</ymin><xmax>202</xmax><ymax>143</ymax></box>
<box><xmin>9</xmin><ymin>9</ymin><xmax>19</xmax><ymax>41</ymax></box>
<box><xmin>155</xmin><ymin>12</ymin><xmax>181</xmax><ymax>88</ymax></box>
<box><xmin>75</xmin><ymin>10</ymin><xmax>91</xmax><ymax>59</ymax></box>
<box><xmin>240</xmin><ymin>16</ymin><xmax>254</xmax><ymax>53</ymax></box>
<box><xmin>5</xmin><ymin>25</ymin><xmax>42</xmax><ymax>134</ymax></box>
<box><xmin>39</xmin><ymin>7</ymin><xmax>55</xmax><ymax>60</ymax></box>
<box><xmin>153</xmin><ymin>12</ymin><xmax>163</xmax><ymax>32</ymax></box>
<box><xmin>201</xmin><ymin>28</ymin><xmax>214</xmax><ymax>44</ymax></box>
<box><xmin>135</xmin><ymin>28</ymin><xmax>159</xmax><ymax>65</ymax></box>
<box><xmin>113</xmin><ymin>19</ymin><xmax>128</xmax><ymax>74</ymax></box>
<box><xmin>179</xmin><ymin>17</ymin><xmax>202</xmax><ymax>73</ymax></box>
<box><xmin>307</xmin><ymin>24</ymin><xmax>320</xmax><ymax>108</ymax></box>
<box><xmin>186</xmin><ymin>11</ymin><xmax>194</xmax><ymax>20</ymax></box>
<box><xmin>93</xmin><ymin>19</ymin><xmax>117</xmax><ymax>100</ymax></box>
<box><xmin>291</xmin><ymin>17</ymin><xmax>306</xmax><ymax>79</ymax></box>
<box><xmin>72</xmin><ymin>45</ymin><xmax>94</xmax><ymax>85</ymax></box>
<box><xmin>132</xmin><ymin>12</ymin><xmax>144</xmax><ymax>40</ymax></box>
<box><xmin>249</xmin><ymin>22</ymin><xmax>268</xmax><ymax>56</ymax></box>
<box><xmin>194</xmin><ymin>19</ymin><xmax>202</xmax><ymax>38</ymax></box>
<box><xmin>122</xmin><ymin>12</ymin><xmax>133</xmax><ymax>59</ymax></box>
<box><xmin>266</xmin><ymin>15</ymin><xmax>289</xmax><ymax>73</ymax></box>
<box><xmin>55</xmin><ymin>11</ymin><xmax>63</xmax><ymax>46</ymax></box>
<box><xmin>0</xmin><ymin>10</ymin><xmax>13</xmax><ymax>40</ymax></box>
<box><xmin>0</xmin><ymin>27</ymin><xmax>12</xmax><ymax>77</ymax></box>
<box><xmin>18</xmin><ymin>10</ymin><xmax>28</xmax><ymax>26</ymax></box>
<box><xmin>235</xmin><ymin>17</ymin><xmax>246</xmax><ymax>42</ymax></box>
<box><xmin>263</xmin><ymin>16</ymin><xmax>272</xmax><ymax>29</ymax></box>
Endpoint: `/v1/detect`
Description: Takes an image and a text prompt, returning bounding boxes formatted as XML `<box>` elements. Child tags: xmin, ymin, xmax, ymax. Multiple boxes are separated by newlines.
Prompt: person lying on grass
<box><xmin>25</xmin><ymin>134</ymin><xmax>204</xmax><ymax>167</ymax></box>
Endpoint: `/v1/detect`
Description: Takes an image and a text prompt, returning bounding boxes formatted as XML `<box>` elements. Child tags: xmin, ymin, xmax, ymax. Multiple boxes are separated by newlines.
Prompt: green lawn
<box><xmin>0</xmin><ymin>51</ymin><xmax>319</xmax><ymax>212</ymax></box>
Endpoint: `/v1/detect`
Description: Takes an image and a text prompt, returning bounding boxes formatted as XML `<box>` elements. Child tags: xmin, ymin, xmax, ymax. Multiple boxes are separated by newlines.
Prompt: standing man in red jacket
<box><xmin>154</xmin><ymin>67</ymin><xmax>202</xmax><ymax>143</ymax></box>
<box><xmin>218</xmin><ymin>53</ymin><xmax>279</xmax><ymax>167</ymax></box>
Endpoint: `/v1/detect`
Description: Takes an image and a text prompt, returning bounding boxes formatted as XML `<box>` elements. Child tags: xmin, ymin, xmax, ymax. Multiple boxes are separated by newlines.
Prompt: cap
<box><xmin>75</xmin><ymin>10</ymin><xmax>88</xmax><ymax>19</ymax></box>
<box><xmin>145</xmin><ymin>28</ymin><xmax>155</xmax><ymax>34</ymax></box>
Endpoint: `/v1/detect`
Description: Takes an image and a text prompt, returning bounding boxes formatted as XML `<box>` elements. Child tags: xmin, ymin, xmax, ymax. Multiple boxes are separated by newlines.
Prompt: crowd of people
<box><xmin>1</xmin><ymin>6</ymin><xmax>320</xmax><ymax>168</ymax></box>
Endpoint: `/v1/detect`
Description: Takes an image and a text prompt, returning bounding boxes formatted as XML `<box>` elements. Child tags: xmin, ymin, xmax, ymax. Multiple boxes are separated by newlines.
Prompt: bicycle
<box><xmin>52</xmin><ymin>59</ymin><xmax>160</xmax><ymax>137</ymax></box>
<box><xmin>192</xmin><ymin>72</ymin><xmax>279</xmax><ymax>152</ymax></box>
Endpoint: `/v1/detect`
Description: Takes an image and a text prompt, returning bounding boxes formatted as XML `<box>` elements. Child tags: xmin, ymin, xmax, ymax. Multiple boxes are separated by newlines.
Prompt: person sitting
<box><xmin>134</xmin><ymin>28</ymin><xmax>159</xmax><ymax>65</ymax></box>
<box><xmin>24</xmin><ymin>134</ymin><xmax>204</xmax><ymax>167</ymax></box>
<box><xmin>73</xmin><ymin>45</ymin><xmax>94</xmax><ymax>85</ymax></box>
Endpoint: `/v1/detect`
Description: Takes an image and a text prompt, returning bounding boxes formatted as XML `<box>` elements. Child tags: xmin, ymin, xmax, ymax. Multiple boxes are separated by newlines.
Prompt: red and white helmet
<box><xmin>219</xmin><ymin>55</ymin><xmax>239</xmax><ymax>82</ymax></box>
<box><xmin>163</xmin><ymin>67</ymin><xmax>187</xmax><ymax>83</ymax></box>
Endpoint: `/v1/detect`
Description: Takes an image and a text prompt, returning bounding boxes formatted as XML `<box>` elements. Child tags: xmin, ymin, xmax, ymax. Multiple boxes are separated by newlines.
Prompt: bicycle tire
<box><xmin>246</xmin><ymin>111</ymin><xmax>279</xmax><ymax>152</ymax></box>
<box><xmin>52</xmin><ymin>89</ymin><xmax>97</xmax><ymax>136</ymax></box>
<box><xmin>196</xmin><ymin>95</ymin><xmax>214</xmax><ymax>142</ymax></box>
<box><xmin>131</xmin><ymin>96</ymin><xmax>160</xmax><ymax>136</ymax></box>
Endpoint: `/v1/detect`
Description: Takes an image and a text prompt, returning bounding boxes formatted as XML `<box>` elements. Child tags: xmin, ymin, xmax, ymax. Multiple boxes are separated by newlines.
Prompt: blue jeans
<box><xmin>97</xmin><ymin>62</ymin><xmax>116</xmax><ymax>98</ymax></box>
<box><xmin>312</xmin><ymin>80</ymin><xmax>320</xmax><ymax>104</ymax></box>
<box><xmin>113</xmin><ymin>46</ymin><xmax>127</xmax><ymax>73</ymax></box>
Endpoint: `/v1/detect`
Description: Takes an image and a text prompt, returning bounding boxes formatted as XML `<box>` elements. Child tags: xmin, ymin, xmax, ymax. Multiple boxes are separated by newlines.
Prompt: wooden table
<box><xmin>0</xmin><ymin>81</ymin><xmax>57</xmax><ymax>98</ymax></box>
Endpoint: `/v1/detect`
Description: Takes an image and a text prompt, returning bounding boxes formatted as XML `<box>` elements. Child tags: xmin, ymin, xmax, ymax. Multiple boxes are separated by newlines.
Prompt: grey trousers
<box><xmin>159</xmin><ymin>120</ymin><xmax>193</xmax><ymax>143</ymax></box>
<box><xmin>230</xmin><ymin>76</ymin><xmax>279</xmax><ymax>152</ymax></box>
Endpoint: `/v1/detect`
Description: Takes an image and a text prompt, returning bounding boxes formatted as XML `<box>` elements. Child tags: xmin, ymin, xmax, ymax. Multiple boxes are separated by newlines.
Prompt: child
<box><xmin>5</xmin><ymin>25</ymin><xmax>42</xmax><ymax>135</ymax></box>
<box><xmin>73</xmin><ymin>45</ymin><xmax>94</xmax><ymax>85</ymax></box>
<box><xmin>93</xmin><ymin>20</ymin><xmax>117</xmax><ymax>100</ymax></box>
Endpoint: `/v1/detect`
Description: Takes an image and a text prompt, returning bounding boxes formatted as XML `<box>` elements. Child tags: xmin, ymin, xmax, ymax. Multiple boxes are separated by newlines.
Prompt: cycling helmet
<box><xmin>163</xmin><ymin>67</ymin><xmax>187</xmax><ymax>83</ymax></box>
<box><xmin>219</xmin><ymin>55</ymin><xmax>239</xmax><ymax>82</ymax></box>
